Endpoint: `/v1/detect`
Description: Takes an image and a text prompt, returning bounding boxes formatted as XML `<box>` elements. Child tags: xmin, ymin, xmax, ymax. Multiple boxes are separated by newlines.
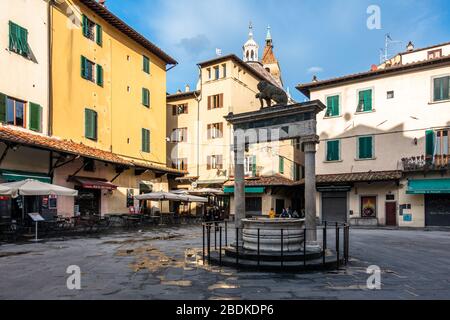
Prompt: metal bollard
<box><xmin>235</xmin><ymin>227</ymin><xmax>239</xmax><ymax>266</ymax></box>
<box><xmin>336</xmin><ymin>225</ymin><xmax>340</xmax><ymax>269</ymax></box>
<box><xmin>202</xmin><ymin>224</ymin><xmax>205</xmax><ymax>265</ymax></box>
<box><xmin>219</xmin><ymin>226</ymin><xmax>222</xmax><ymax>266</ymax></box>
<box><xmin>303</xmin><ymin>228</ymin><xmax>307</xmax><ymax>266</ymax></box>
<box><xmin>281</xmin><ymin>229</ymin><xmax>284</xmax><ymax>270</ymax></box>
<box><xmin>257</xmin><ymin>228</ymin><xmax>260</xmax><ymax>269</ymax></box>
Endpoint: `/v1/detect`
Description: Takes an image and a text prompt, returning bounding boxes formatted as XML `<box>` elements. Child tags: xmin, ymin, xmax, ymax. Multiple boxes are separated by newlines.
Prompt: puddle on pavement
<box><xmin>0</xmin><ymin>251</ymin><xmax>32</xmax><ymax>258</ymax></box>
<box><xmin>103</xmin><ymin>234</ymin><xmax>183</xmax><ymax>245</ymax></box>
<box><xmin>208</xmin><ymin>282</ymin><xmax>240</xmax><ymax>291</ymax></box>
<box><xmin>160</xmin><ymin>280</ymin><xmax>193</xmax><ymax>287</ymax></box>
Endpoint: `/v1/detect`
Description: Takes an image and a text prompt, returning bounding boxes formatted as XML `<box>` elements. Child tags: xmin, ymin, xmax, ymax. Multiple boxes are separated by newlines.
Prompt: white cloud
<box><xmin>307</xmin><ymin>66</ymin><xmax>324</xmax><ymax>74</ymax></box>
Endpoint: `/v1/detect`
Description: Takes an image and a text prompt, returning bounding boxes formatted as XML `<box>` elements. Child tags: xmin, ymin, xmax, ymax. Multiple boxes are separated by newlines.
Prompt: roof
<box><xmin>224</xmin><ymin>174</ymin><xmax>295</xmax><ymax>187</ymax></box>
<box><xmin>0</xmin><ymin>125</ymin><xmax>185</xmax><ymax>176</ymax></box>
<box><xmin>261</xmin><ymin>44</ymin><xmax>277</xmax><ymax>65</ymax></box>
<box><xmin>197</xmin><ymin>54</ymin><xmax>281</xmax><ymax>88</ymax></box>
<box><xmin>398</xmin><ymin>41</ymin><xmax>450</xmax><ymax>56</ymax></box>
<box><xmin>79</xmin><ymin>0</ymin><xmax>177</xmax><ymax>65</ymax></box>
<box><xmin>297</xmin><ymin>54</ymin><xmax>450</xmax><ymax>97</ymax></box>
<box><xmin>314</xmin><ymin>170</ymin><xmax>403</xmax><ymax>184</ymax></box>
<box><xmin>167</xmin><ymin>90</ymin><xmax>200</xmax><ymax>102</ymax></box>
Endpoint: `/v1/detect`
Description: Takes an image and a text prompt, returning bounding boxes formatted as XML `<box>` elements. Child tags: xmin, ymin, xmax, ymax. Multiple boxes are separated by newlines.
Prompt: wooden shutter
<box><xmin>82</xmin><ymin>15</ymin><xmax>89</xmax><ymax>37</ymax></box>
<box><xmin>0</xmin><ymin>93</ymin><xmax>6</xmax><ymax>123</ymax></box>
<box><xmin>207</xmin><ymin>124</ymin><xmax>211</xmax><ymax>139</ymax></box>
<box><xmin>96</xmin><ymin>65</ymin><xmax>103</xmax><ymax>87</ymax></box>
<box><xmin>363</xmin><ymin>90</ymin><xmax>372</xmax><ymax>111</ymax></box>
<box><xmin>426</xmin><ymin>130</ymin><xmax>435</xmax><ymax>157</ymax></box>
<box><xmin>359</xmin><ymin>137</ymin><xmax>373</xmax><ymax>159</ymax></box>
<box><xmin>143</xmin><ymin>55</ymin><xmax>150</xmax><ymax>74</ymax></box>
<box><xmin>252</xmin><ymin>155</ymin><xmax>257</xmax><ymax>176</ymax></box>
<box><xmin>279</xmin><ymin>156</ymin><xmax>284</xmax><ymax>174</ymax></box>
<box><xmin>85</xmin><ymin>109</ymin><xmax>97</xmax><ymax>140</ymax></box>
<box><xmin>81</xmin><ymin>56</ymin><xmax>86</xmax><ymax>78</ymax></box>
<box><xmin>96</xmin><ymin>24</ymin><xmax>102</xmax><ymax>46</ymax></box>
<box><xmin>142</xmin><ymin>88</ymin><xmax>149</xmax><ymax>107</ymax></box>
<box><xmin>29</xmin><ymin>103</ymin><xmax>42</xmax><ymax>132</ymax></box>
<box><xmin>327</xmin><ymin>140</ymin><xmax>339</xmax><ymax>161</ymax></box>
<box><xmin>142</xmin><ymin>129</ymin><xmax>150</xmax><ymax>153</ymax></box>
<box><xmin>207</xmin><ymin>156</ymin><xmax>211</xmax><ymax>170</ymax></box>
<box><xmin>8</xmin><ymin>21</ymin><xmax>18</xmax><ymax>52</ymax></box>
<box><xmin>172</xmin><ymin>105</ymin><xmax>177</xmax><ymax>116</ymax></box>
<box><xmin>218</xmin><ymin>155</ymin><xmax>223</xmax><ymax>170</ymax></box>
<box><xmin>219</xmin><ymin>94</ymin><xmax>224</xmax><ymax>108</ymax></box>
<box><xmin>207</xmin><ymin>96</ymin><xmax>211</xmax><ymax>110</ymax></box>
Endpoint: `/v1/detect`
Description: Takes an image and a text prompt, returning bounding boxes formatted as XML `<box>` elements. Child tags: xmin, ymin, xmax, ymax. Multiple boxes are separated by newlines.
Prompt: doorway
<box><xmin>75</xmin><ymin>188</ymin><xmax>101</xmax><ymax>216</ymax></box>
<box><xmin>322</xmin><ymin>192</ymin><xmax>347</xmax><ymax>223</ymax></box>
<box><xmin>275</xmin><ymin>199</ymin><xmax>285</xmax><ymax>216</ymax></box>
<box><xmin>385</xmin><ymin>202</ymin><xmax>397</xmax><ymax>226</ymax></box>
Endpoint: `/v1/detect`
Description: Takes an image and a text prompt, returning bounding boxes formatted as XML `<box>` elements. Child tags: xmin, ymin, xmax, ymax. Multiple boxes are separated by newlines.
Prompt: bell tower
<box><xmin>261</xmin><ymin>26</ymin><xmax>283</xmax><ymax>86</ymax></box>
<box><xmin>243</xmin><ymin>22</ymin><xmax>259</xmax><ymax>62</ymax></box>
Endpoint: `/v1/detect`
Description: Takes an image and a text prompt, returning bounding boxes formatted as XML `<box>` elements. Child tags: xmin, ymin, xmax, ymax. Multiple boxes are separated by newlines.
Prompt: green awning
<box><xmin>0</xmin><ymin>170</ymin><xmax>51</xmax><ymax>184</ymax></box>
<box><xmin>223</xmin><ymin>186</ymin><xmax>265</xmax><ymax>194</ymax></box>
<box><xmin>407</xmin><ymin>179</ymin><xmax>450</xmax><ymax>194</ymax></box>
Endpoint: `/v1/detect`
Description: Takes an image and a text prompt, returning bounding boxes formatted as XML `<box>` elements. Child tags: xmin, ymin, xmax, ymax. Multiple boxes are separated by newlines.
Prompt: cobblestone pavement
<box><xmin>0</xmin><ymin>226</ymin><xmax>449</xmax><ymax>300</ymax></box>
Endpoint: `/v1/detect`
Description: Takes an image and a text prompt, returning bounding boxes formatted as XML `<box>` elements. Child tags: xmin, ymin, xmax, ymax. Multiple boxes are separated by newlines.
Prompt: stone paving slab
<box><xmin>0</xmin><ymin>226</ymin><xmax>449</xmax><ymax>300</ymax></box>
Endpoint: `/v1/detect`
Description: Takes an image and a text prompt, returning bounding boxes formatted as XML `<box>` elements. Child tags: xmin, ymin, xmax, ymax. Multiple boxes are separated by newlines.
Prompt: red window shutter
<box><xmin>219</xmin><ymin>94</ymin><xmax>224</xmax><ymax>108</ymax></box>
<box><xmin>208</xmin><ymin>96</ymin><xmax>211</xmax><ymax>110</ymax></box>
<box><xmin>207</xmin><ymin>156</ymin><xmax>211</xmax><ymax>170</ymax></box>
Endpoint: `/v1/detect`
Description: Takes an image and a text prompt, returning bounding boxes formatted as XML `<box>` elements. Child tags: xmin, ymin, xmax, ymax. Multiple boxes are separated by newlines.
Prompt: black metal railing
<box><xmin>402</xmin><ymin>154</ymin><xmax>449</xmax><ymax>172</ymax></box>
<box><xmin>202</xmin><ymin>220</ymin><xmax>350</xmax><ymax>271</ymax></box>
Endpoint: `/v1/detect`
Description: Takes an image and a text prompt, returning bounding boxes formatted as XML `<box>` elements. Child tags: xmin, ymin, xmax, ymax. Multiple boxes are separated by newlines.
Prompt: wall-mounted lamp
<box><xmin>413</xmin><ymin>138</ymin><xmax>418</xmax><ymax>145</ymax></box>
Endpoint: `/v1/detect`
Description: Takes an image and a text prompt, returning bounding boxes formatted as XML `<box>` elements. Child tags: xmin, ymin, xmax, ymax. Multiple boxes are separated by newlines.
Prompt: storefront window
<box><xmin>361</xmin><ymin>196</ymin><xmax>377</xmax><ymax>218</ymax></box>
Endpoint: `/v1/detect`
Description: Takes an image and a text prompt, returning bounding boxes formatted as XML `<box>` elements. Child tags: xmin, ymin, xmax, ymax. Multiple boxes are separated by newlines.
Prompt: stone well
<box><xmin>242</xmin><ymin>218</ymin><xmax>305</xmax><ymax>252</ymax></box>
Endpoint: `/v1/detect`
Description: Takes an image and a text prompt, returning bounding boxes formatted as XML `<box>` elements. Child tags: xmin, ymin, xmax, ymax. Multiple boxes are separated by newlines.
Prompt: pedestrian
<box><xmin>281</xmin><ymin>208</ymin><xmax>291</xmax><ymax>218</ymax></box>
<box><xmin>269</xmin><ymin>208</ymin><xmax>276</xmax><ymax>219</ymax></box>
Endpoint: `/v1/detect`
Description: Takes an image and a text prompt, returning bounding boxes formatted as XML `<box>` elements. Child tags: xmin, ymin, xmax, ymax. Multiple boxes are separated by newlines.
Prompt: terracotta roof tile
<box><xmin>224</xmin><ymin>174</ymin><xmax>295</xmax><ymax>187</ymax></box>
<box><xmin>314</xmin><ymin>170</ymin><xmax>403</xmax><ymax>184</ymax></box>
<box><xmin>0</xmin><ymin>125</ymin><xmax>185</xmax><ymax>176</ymax></box>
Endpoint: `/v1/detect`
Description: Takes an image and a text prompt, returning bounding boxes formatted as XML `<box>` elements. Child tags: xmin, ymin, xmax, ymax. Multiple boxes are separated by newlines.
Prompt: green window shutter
<box><xmin>9</xmin><ymin>21</ymin><xmax>18</xmax><ymax>52</ymax></box>
<box><xmin>425</xmin><ymin>130</ymin><xmax>435</xmax><ymax>157</ymax></box>
<box><xmin>142</xmin><ymin>88</ymin><xmax>149</xmax><ymax>107</ymax></box>
<box><xmin>363</xmin><ymin>90</ymin><xmax>372</xmax><ymax>111</ymax></box>
<box><xmin>279</xmin><ymin>156</ymin><xmax>284</xmax><ymax>174</ymax></box>
<box><xmin>19</xmin><ymin>26</ymin><xmax>29</xmax><ymax>56</ymax></box>
<box><xmin>252</xmin><ymin>155</ymin><xmax>257</xmax><ymax>176</ymax></box>
<box><xmin>85</xmin><ymin>109</ymin><xmax>97</xmax><ymax>140</ymax></box>
<box><xmin>82</xmin><ymin>15</ymin><xmax>89</xmax><ymax>37</ymax></box>
<box><xmin>327</xmin><ymin>140</ymin><xmax>340</xmax><ymax>161</ymax></box>
<box><xmin>96</xmin><ymin>24</ymin><xmax>102</xmax><ymax>46</ymax></box>
<box><xmin>143</xmin><ymin>56</ymin><xmax>150</xmax><ymax>74</ymax></box>
<box><xmin>0</xmin><ymin>93</ymin><xmax>6</xmax><ymax>123</ymax></box>
<box><xmin>29</xmin><ymin>103</ymin><xmax>42</xmax><ymax>132</ymax></box>
<box><xmin>96</xmin><ymin>64</ymin><xmax>103</xmax><ymax>87</ymax></box>
<box><xmin>142</xmin><ymin>129</ymin><xmax>150</xmax><ymax>153</ymax></box>
<box><xmin>433</xmin><ymin>77</ymin><xmax>450</xmax><ymax>101</ymax></box>
<box><xmin>358</xmin><ymin>137</ymin><xmax>373</xmax><ymax>159</ymax></box>
<box><xmin>326</xmin><ymin>95</ymin><xmax>339</xmax><ymax>116</ymax></box>
<box><xmin>81</xmin><ymin>56</ymin><xmax>86</xmax><ymax>79</ymax></box>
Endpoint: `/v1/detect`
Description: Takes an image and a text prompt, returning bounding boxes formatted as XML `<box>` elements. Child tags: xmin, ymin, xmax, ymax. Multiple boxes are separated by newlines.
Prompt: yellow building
<box><xmin>48</xmin><ymin>0</ymin><xmax>182</xmax><ymax>216</ymax></box>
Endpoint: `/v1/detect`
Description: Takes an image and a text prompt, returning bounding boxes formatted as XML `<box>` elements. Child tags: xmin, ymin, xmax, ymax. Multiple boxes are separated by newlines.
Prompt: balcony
<box><xmin>401</xmin><ymin>155</ymin><xmax>449</xmax><ymax>172</ymax></box>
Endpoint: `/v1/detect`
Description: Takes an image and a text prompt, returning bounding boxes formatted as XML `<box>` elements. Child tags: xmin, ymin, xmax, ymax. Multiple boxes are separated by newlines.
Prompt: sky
<box><xmin>105</xmin><ymin>0</ymin><xmax>450</xmax><ymax>101</ymax></box>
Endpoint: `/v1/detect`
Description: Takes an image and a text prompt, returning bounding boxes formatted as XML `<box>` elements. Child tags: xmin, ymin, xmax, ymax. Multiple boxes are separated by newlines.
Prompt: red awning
<box><xmin>70</xmin><ymin>177</ymin><xmax>117</xmax><ymax>190</ymax></box>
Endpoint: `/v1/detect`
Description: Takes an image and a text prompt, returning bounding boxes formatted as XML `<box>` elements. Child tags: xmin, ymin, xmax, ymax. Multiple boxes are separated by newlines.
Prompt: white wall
<box><xmin>402</xmin><ymin>44</ymin><xmax>450</xmax><ymax>65</ymax></box>
<box><xmin>0</xmin><ymin>0</ymin><xmax>49</xmax><ymax>134</ymax></box>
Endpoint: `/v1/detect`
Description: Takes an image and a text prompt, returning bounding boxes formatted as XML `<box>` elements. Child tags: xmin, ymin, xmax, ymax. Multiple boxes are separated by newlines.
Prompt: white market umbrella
<box><xmin>0</xmin><ymin>179</ymin><xmax>78</xmax><ymax>198</ymax></box>
<box><xmin>134</xmin><ymin>191</ymin><xmax>183</xmax><ymax>201</ymax></box>
<box><xmin>177</xmin><ymin>194</ymin><xmax>208</xmax><ymax>203</ymax></box>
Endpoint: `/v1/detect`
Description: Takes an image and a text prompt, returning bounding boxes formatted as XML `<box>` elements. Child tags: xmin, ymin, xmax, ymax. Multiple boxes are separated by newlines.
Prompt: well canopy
<box><xmin>0</xmin><ymin>179</ymin><xmax>78</xmax><ymax>198</ymax></box>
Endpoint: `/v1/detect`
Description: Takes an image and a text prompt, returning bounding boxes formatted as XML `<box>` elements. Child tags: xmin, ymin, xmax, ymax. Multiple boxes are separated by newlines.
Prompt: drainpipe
<box><xmin>47</xmin><ymin>0</ymin><xmax>53</xmax><ymax>136</ymax></box>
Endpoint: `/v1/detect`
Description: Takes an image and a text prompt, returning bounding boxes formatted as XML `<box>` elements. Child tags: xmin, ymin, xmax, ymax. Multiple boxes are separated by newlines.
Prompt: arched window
<box><xmin>265</xmin><ymin>67</ymin><xmax>270</xmax><ymax>73</ymax></box>
<box><xmin>246</xmin><ymin>51</ymin><xmax>249</xmax><ymax>59</ymax></box>
<box><xmin>251</xmin><ymin>50</ymin><xmax>254</xmax><ymax>60</ymax></box>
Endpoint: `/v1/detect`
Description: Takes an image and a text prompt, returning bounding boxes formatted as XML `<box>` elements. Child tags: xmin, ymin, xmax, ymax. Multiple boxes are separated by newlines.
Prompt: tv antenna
<box><xmin>379</xmin><ymin>34</ymin><xmax>403</xmax><ymax>64</ymax></box>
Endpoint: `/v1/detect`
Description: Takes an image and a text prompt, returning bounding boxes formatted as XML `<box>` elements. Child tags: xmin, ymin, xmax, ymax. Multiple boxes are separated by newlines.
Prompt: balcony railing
<box><xmin>401</xmin><ymin>154</ymin><xmax>449</xmax><ymax>172</ymax></box>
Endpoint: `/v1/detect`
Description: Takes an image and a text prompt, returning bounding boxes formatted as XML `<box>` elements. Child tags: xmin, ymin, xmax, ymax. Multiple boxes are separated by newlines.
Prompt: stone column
<box><xmin>234</xmin><ymin>135</ymin><xmax>245</xmax><ymax>243</ymax></box>
<box><xmin>303</xmin><ymin>136</ymin><xmax>319</xmax><ymax>249</ymax></box>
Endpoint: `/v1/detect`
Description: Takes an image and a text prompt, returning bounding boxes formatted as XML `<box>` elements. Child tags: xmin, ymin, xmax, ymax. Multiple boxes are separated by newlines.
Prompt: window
<box><xmin>244</xmin><ymin>155</ymin><xmax>256</xmax><ymax>176</ymax></box>
<box><xmin>9</xmin><ymin>21</ymin><xmax>29</xmax><ymax>57</ymax></box>
<box><xmin>207</xmin><ymin>68</ymin><xmax>211</xmax><ymax>80</ymax></box>
<box><xmin>142</xmin><ymin>88</ymin><xmax>150</xmax><ymax>107</ymax></box>
<box><xmin>428</xmin><ymin>49</ymin><xmax>442</xmax><ymax>60</ymax></box>
<box><xmin>2</xmin><ymin>96</ymin><xmax>25</xmax><ymax>128</ymax></box>
<box><xmin>357</xmin><ymin>89</ymin><xmax>373</xmax><ymax>112</ymax></box>
<box><xmin>82</xmin><ymin>15</ymin><xmax>102</xmax><ymax>45</ymax></box>
<box><xmin>172</xmin><ymin>158</ymin><xmax>188</xmax><ymax>171</ymax></box>
<box><xmin>427</xmin><ymin>129</ymin><xmax>449</xmax><ymax>158</ymax></box>
<box><xmin>279</xmin><ymin>156</ymin><xmax>285</xmax><ymax>174</ymax></box>
<box><xmin>172</xmin><ymin>104</ymin><xmax>188</xmax><ymax>115</ymax></box>
<box><xmin>222</xmin><ymin>64</ymin><xmax>227</xmax><ymax>78</ymax></box>
<box><xmin>172</xmin><ymin>128</ymin><xmax>188</xmax><ymax>142</ymax></box>
<box><xmin>326</xmin><ymin>140</ymin><xmax>340</xmax><ymax>162</ymax></box>
<box><xmin>29</xmin><ymin>103</ymin><xmax>42</xmax><ymax>132</ymax></box>
<box><xmin>143</xmin><ymin>55</ymin><xmax>150</xmax><ymax>74</ymax></box>
<box><xmin>208</xmin><ymin>94</ymin><xmax>223</xmax><ymax>109</ymax></box>
<box><xmin>358</xmin><ymin>136</ymin><xmax>374</xmax><ymax>159</ymax></box>
<box><xmin>433</xmin><ymin>76</ymin><xmax>450</xmax><ymax>102</ymax></box>
<box><xmin>387</xmin><ymin>91</ymin><xmax>394</xmax><ymax>99</ymax></box>
<box><xmin>245</xmin><ymin>197</ymin><xmax>262</xmax><ymax>215</ymax></box>
<box><xmin>142</xmin><ymin>128</ymin><xmax>150</xmax><ymax>153</ymax></box>
<box><xmin>207</xmin><ymin>123</ymin><xmax>223</xmax><ymax>139</ymax></box>
<box><xmin>84</xmin><ymin>109</ymin><xmax>97</xmax><ymax>140</ymax></box>
<box><xmin>82</xmin><ymin>15</ymin><xmax>96</xmax><ymax>41</ymax></box>
<box><xmin>214</xmin><ymin>66</ymin><xmax>220</xmax><ymax>80</ymax></box>
<box><xmin>326</xmin><ymin>95</ymin><xmax>340</xmax><ymax>117</ymax></box>
<box><xmin>361</xmin><ymin>196</ymin><xmax>377</xmax><ymax>218</ymax></box>
<box><xmin>207</xmin><ymin>155</ymin><xmax>223</xmax><ymax>170</ymax></box>
<box><xmin>81</xmin><ymin>56</ymin><xmax>95</xmax><ymax>82</ymax></box>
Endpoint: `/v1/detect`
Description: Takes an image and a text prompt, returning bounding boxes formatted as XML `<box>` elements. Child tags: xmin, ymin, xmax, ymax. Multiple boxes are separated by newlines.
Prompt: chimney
<box><xmin>406</xmin><ymin>41</ymin><xmax>414</xmax><ymax>52</ymax></box>
<box><xmin>99</xmin><ymin>0</ymin><xmax>107</xmax><ymax>7</ymax></box>
<box><xmin>185</xmin><ymin>84</ymin><xmax>190</xmax><ymax>92</ymax></box>
<box><xmin>176</xmin><ymin>89</ymin><xmax>182</xmax><ymax>94</ymax></box>
<box><xmin>312</xmin><ymin>75</ymin><xmax>318</xmax><ymax>82</ymax></box>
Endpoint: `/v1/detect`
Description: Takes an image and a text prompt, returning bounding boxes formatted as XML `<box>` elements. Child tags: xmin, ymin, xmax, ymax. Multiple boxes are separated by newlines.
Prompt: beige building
<box><xmin>167</xmin><ymin>26</ymin><xmax>304</xmax><ymax>217</ymax></box>
<box><xmin>297</xmin><ymin>41</ymin><xmax>450</xmax><ymax>227</ymax></box>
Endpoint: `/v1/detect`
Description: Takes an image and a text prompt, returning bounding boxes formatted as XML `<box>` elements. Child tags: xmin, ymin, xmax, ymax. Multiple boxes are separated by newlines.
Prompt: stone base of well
<box><xmin>242</xmin><ymin>218</ymin><xmax>306</xmax><ymax>252</ymax></box>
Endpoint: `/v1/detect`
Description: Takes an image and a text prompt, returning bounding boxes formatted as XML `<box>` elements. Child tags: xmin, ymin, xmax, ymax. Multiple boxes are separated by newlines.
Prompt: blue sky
<box><xmin>105</xmin><ymin>0</ymin><xmax>450</xmax><ymax>101</ymax></box>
